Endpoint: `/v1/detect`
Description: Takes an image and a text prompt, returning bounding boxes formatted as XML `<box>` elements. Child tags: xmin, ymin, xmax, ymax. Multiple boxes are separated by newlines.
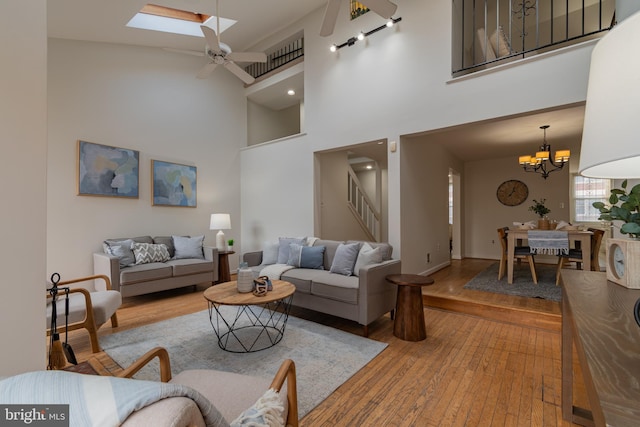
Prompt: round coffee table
<box><xmin>386</xmin><ymin>274</ymin><xmax>435</xmax><ymax>341</ymax></box>
<box><xmin>203</xmin><ymin>280</ymin><xmax>295</xmax><ymax>353</ymax></box>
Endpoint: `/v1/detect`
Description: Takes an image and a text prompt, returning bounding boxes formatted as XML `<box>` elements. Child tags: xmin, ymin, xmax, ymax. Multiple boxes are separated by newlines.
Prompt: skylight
<box><xmin>127</xmin><ymin>4</ymin><xmax>236</xmax><ymax>37</ymax></box>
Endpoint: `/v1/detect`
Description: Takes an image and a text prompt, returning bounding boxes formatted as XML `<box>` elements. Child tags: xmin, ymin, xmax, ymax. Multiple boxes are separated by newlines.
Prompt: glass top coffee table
<box><xmin>203</xmin><ymin>280</ymin><xmax>295</xmax><ymax>353</ymax></box>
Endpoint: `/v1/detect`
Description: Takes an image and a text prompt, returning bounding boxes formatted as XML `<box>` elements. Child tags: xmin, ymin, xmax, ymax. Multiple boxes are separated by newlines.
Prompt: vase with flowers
<box><xmin>529</xmin><ymin>199</ymin><xmax>551</xmax><ymax>229</ymax></box>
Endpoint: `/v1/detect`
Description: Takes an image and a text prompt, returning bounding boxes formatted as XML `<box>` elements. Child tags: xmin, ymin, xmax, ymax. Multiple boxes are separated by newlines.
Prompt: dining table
<box><xmin>507</xmin><ymin>228</ymin><xmax>592</xmax><ymax>284</ymax></box>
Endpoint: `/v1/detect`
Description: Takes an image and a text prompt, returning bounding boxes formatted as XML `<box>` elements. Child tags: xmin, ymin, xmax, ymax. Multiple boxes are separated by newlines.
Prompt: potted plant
<box><xmin>227</xmin><ymin>239</ymin><xmax>234</xmax><ymax>252</ymax></box>
<box><xmin>529</xmin><ymin>199</ymin><xmax>551</xmax><ymax>229</ymax></box>
<box><xmin>592</xmin><ymin>179</ymin><xmax>640</xmax><ymax>238</ymax></box>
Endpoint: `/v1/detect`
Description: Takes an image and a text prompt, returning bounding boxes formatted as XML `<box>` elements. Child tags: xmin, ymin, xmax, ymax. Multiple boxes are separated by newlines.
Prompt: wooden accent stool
<box><xmin>386</xmin><ymin>274</ymin><xmax>435</xmax><ymax>341</ymax></box>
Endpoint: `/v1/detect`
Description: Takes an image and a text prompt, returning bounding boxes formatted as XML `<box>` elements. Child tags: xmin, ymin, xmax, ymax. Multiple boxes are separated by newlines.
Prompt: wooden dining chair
<box><xmin>497</xmin><ymin>227</ymin><xmax>538</xmax><ymax>283</ymax></box>
<box><xmin>555</xmin><ymin>228</ymin><xmax>605</xmax><ymax>285</ymax></box>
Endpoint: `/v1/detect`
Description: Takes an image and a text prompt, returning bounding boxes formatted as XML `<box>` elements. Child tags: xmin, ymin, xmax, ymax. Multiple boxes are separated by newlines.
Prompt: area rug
<box><xmin>463</xmin><ymin>262</ymin><xmax>561</xmax><ymax>302</ymax></box>
<box><xmin>100</xmin><ymin>308</ymin><xmax>388</xmax><ymax>417</ymax></box>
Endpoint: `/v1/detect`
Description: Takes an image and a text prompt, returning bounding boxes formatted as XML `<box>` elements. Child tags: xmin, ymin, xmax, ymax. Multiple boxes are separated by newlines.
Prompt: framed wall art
<box><xmin>77</xmin><ymin>140</ymin><xmax>139</xmax><ymax>198</ymax></box>
<box><xmin>151</xmin><ymin>160</ymin><xmax>197</xmax><ymax>207</ymax></box>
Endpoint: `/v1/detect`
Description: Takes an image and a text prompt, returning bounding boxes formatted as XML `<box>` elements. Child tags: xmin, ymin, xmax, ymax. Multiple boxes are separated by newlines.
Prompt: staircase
<box><xmin>347</xmin><ymin>168</ymin><xmax>381</xmax><ymax>242</ymax></box>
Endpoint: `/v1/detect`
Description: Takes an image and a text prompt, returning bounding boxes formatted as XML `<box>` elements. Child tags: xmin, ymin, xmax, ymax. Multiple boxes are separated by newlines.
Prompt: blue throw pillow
<box><xmin>288</xmin><ymin>244</ymin><xmax>325</xmax><ymax>269</ymax></box>
<box><xmin>329</xmin><ymin>242</ymin><xmax>361</xmax><ymax>276</ymax></box>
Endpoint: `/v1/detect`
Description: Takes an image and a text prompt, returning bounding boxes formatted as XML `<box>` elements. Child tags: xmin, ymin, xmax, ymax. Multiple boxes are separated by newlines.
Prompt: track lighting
<box><xmin>329</xmin><ymin>17</ymin><xmax>402</xmax><ymax>52</ymax></box>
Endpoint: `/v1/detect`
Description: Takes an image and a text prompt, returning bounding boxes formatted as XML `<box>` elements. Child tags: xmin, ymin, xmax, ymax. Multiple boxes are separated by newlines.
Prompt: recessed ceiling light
<box><xmin>287</xmin><ymin>89</ymin><xmax>296</xmax><ymax>96</ymax></box>
<box><xmin>366</xmin><ymin>165</ymin><xmax>373</xmax><ymax>170</ymax></box>
<box><xmin>126</xmin><ymin>4</ymin><xmax>236</xmax><ymax>37</ymax></box>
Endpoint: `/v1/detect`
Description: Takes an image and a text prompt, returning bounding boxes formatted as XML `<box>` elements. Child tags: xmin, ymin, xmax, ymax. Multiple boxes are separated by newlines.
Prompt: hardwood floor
<box><xmin>60</xmin><ymin>259</ymin><xmax>587</xmax><ymax>426</ymax></box>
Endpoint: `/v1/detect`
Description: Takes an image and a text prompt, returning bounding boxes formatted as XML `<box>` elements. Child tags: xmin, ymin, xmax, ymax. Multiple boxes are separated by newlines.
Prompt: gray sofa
<box><xmin>93</xmin><ymin>236</ymin><xmax>218</xmax><ymax>298</ymax></box>
<box><xmin>243</xmin><ymin>238</ymin><xmax>401</xmax><ymax>336</ymax></box>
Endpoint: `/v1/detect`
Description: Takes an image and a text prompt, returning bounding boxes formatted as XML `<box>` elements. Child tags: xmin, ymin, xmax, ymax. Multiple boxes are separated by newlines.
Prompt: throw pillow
<box><xmin>287</xmin><ymin>244</ymin><xmax>325</xmax><ymax>269</ymax></box>
<box><xmin>132</xmin><ymin>242</ymin><xmax>170</xmax><ymax>264</ymax></box>
<box><xmin>261</xmin><ymin>241</ymin><xmax>279</xmax><ymax>265</ymax></box>
<box><xmin>353</xmin><ymin>243</ymin><xmax>383</xmax><ymax>277</ymax></box>
<box><xmin>103</xmin><ymin>239</ymin><xmax>136</xmax><ymax>268</ymax></box>
<box><xmin>277</xmin><ymin>237</ymin><xmax>306</xmax><ymax>264</ymax></box>
<box><xmin>172</xmin><ymin>235</ymin><xmax>204</xmax><ymax>260</ymax></box>
<box><xmin>230</xmin><ymin>388</ymin><xmax>284</xmax><ymax>427</ymax></box>
<box><xmin>329</xmin><ymin>242</ymin><xmax>361</xmax><ymax>276</ymax></box>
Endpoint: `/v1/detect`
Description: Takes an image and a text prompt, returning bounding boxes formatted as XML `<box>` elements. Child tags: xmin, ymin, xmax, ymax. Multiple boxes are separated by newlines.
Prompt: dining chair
<box><xmin>497</xmin><ymin>227</ymin><xmax>538</xmax><ymax>283</ymax></box>
<box><xmin>555</xmin><ymin>228</ymin><xmax>605</xmax><ymax>285</ymax></box>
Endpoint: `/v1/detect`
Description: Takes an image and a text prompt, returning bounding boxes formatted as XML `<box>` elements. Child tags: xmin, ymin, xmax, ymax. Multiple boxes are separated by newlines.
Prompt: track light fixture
<box><xmin>329</xmin><ymin>17</ymin><xmax>402</xmax><ymax>52</ymax></box>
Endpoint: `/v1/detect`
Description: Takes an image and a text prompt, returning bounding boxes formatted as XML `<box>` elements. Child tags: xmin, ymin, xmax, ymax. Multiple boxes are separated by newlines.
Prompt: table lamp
<box><xmin>210</xmin><ymin>213</ymin><xmax>231</xmax><ymax>251</ymax></box>
<box><xmin>578</xmin><ymin>10</ymin><xmax>640</xmax><ymax>179</ymax></box>
<box><xmin>579</xmin><ymin>10</ymin><xmax>640</xmax><ymax>297</ymax></box>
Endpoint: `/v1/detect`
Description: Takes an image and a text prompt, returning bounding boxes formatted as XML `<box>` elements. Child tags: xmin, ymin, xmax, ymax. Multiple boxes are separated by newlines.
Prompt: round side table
<box><xmin>386</xmin><ymin>274</ymin><xmax>435</xmax><ymax>341</ymax></box>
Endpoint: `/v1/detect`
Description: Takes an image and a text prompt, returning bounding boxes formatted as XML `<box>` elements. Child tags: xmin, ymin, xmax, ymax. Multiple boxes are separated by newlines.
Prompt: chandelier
<box><xmin>518</xmin><ymin>125</ymin><xmax>570</xmax><ymax>179</ymax></box>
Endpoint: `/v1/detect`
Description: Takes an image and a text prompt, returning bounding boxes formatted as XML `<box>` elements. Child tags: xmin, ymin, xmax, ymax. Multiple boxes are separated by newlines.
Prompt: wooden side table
<box><xmin>386</xmin><ymin>274</ymin><xmax>435</xmax><ymax>341</ymax></box>
<box><xmin>216</xmin><ymin>250</ymin><xmax>235</xmax><ymax>284</ymax></box>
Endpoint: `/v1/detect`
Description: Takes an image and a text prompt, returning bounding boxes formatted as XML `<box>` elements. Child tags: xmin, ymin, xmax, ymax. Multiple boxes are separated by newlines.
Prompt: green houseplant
<box><xmin>592</xmin><ymin>179</ymin><xmax>640</xmax><ymax>238</ymax></box>
<box><xmin>528</xmin><ymin>199</ymin><xmax>551</xmax><ymax>218</ymax></box>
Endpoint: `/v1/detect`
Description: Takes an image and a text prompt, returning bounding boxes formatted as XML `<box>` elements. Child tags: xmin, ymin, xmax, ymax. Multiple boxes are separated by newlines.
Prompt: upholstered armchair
<box><xmin>46</xmin><ymin>274</ymin><xmax>122</xmax><ymax>353</ymax></box>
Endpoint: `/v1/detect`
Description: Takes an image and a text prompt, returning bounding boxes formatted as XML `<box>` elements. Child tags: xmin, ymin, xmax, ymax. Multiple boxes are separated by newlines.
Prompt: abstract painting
<box><xmin>77</xmin><ymin>140</ymin><xmax>139</xmax><ymax>198</ymax></box>
<box><xmin>151</xmin><ymin>160</ymin><xmax>197</xmax><ymax>207</ymax></box>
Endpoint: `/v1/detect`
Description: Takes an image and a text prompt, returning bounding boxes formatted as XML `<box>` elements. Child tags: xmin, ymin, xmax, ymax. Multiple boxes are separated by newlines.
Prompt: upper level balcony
<box><xmin>452</xmin><ymin>0</ymin><xmax>616</xmax><ymax>77</ymax></box>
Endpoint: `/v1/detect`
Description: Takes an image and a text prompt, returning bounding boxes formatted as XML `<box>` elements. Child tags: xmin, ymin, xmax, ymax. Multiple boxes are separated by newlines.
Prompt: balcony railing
<box><xmin>452</xmin><ymin>0</ymin><xmax>615</xmax><ymax>77</ymax></box>
<box><xmin>245</xmin><ymin>36</ymin><xmax>304</xmax><ymax>80</ymax></box>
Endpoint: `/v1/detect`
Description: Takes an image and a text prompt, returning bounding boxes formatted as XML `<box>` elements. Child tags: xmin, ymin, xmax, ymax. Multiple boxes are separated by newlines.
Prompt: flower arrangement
<box><xmin>592</xmin><ymin>179</ymin><xmax>640</xmax><ymax>238</ymax></box>
<box><xmin>528</xmin><ymin>199</ymin><xmax>550</xmax><ymax>218</ymax></box>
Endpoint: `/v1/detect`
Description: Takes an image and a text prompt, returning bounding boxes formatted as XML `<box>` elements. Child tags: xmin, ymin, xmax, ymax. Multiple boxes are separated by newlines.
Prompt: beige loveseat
<box><xmin>93</xmin><ymin>235</ymin><xmax>218</xmax><ymax>297</ymax></box>
<box><xmin>244</xmin><ymin>238</ymin><xmax>401</xmax><ymax>336</ymax></box>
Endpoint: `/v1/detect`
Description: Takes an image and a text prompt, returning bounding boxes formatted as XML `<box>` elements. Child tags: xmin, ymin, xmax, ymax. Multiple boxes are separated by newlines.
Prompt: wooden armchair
<box><xmin>119</xmin><ymin>347</ymin><xmax>299</xmax><ymax>427</ymax></box>
<box><xmin>46</xmin><ymin>274</ymin><xmax>122</xmax><ymax>353</ymax></box>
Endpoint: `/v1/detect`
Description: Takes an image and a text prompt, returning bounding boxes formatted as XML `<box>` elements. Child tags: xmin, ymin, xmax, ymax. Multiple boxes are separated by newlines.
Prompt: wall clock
<box><xmin>606</xmin><ymin>238</ymin><xmax>640</xmax><ymax>289</ymax></box>
<box><xmin>496</xmin><ymin>180</ymin><xmax>529</xmax><ymax>206</ymax></box>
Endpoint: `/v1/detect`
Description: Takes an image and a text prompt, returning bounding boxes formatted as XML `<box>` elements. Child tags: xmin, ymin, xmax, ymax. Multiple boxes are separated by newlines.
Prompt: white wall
<box><xmin>241</xmin><ymin>0</ymin><xmax>595</xmax><ymax>265</ymax></box>
<box><xmin>0</xmin><ymin>0</ymin><xmax>47</xmax><ymax>375</ymax></box>
<box><xmin>47</xmin><ymin>39</ymin><xmax>247</xmax><ymax>279</ymax></box>
<box><xmin>247</xmin><ymin>101</ymin><xmax>300</xmax><ymax>146</ymax></box>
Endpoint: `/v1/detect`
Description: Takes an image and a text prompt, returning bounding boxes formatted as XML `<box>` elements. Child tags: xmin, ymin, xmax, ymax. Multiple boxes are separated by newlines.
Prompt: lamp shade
<box><xmin>210</xmin><ymin>213</ymin><xmax>231</xmax><ymax>230</ymax></box>
<box><xmin>579</xmin><ymin>10</ymin><xmax>640</xmax><ymax>178</ymax></box>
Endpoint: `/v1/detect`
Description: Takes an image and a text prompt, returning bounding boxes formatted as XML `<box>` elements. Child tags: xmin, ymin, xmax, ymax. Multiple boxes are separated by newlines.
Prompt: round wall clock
<box><xmin>606</xmin><ymin>238</ymin><xmax>640</xmax><ymax>289</ymax></box>
<box><xmin>496</xmin><ymin>180</ymin><xmax>529</xmax><ymax>206</ymax></box>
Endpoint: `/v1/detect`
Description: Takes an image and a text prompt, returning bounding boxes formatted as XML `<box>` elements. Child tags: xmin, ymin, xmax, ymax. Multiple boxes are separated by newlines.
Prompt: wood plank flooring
<box><xmin>58</xmin><ymin>258</ymin><xmax>588</xmax><ymax>426</ymax></box>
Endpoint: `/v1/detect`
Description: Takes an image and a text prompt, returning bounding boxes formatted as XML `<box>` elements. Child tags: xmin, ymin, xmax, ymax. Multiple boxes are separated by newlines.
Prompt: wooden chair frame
<box><xmin>46</xmin><ymin>274</ymin><xmax>119</xmax><ymax>353</ymax></box>
<box><xmin>497</xmin><ymin>227</ymin><xmax>537</xmax><ymax>283</ymax></box>
<box><xmin>556</xmin><ymin>228</ymin><xmax>605</xmax><ymax>285</ymax></box>
<box><xmin>119</xmin><ymin>347</ymin><xmax>299</xmax><ymax>427</ymax></box>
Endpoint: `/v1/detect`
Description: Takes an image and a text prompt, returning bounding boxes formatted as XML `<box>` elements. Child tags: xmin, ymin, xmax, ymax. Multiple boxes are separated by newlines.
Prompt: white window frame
<box><xmin>571</xmin><ymin>174</ymin><xmax>611</xmax><ymax>223</ymax></box>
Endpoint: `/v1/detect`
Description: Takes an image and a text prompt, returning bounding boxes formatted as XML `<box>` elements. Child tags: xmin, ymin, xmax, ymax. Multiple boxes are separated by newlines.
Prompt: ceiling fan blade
<box><xmin>227</xmin><ymin>51</ymin><xmax>267</xmax><ymax>63</ymax></box>
<box><xmin>196</xmin><ymin>62</ymin><xmax>218</xmax><ymax>79</ymax></box>
<box><xmin>163</xmin><ymin>47</ymin><xmax>204</xmax><ymax>57</ymax></box>
<box><xmin>224</xmin><ymin>61</ymin><xmax>255</xmax><ymax>84</ymax></box>
<box><xmin>320</xmin><ymin>0</ymin><xmax>342</xmax><ymax>37</ymax></box>
<box><xmin>361</xmin><ymin>0</ymin><xmax>397</xmax><ymax>19</ymax></box>
<box><xmin>200</xmin><ymin>24</ymin><xmax>221</xmax><ymax>54</ymax></box>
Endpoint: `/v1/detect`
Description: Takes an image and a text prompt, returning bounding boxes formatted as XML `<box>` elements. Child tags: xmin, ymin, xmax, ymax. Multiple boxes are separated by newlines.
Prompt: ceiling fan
<box><xmin>170</xmin><ymin>0</ymin><xmax>266</xmax><ymax>84</ymax></box>
<box><xmin>320</xmin><ymin>0</ymin><xmax>398</xmax><ymax>37</ymax></box>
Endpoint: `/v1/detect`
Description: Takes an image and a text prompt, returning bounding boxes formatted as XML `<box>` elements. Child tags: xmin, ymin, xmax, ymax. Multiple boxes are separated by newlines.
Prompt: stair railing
<box><xmin>347</xmin><ymin>168</ymin><xmax>381</xmax><ymax>242</ymax></box>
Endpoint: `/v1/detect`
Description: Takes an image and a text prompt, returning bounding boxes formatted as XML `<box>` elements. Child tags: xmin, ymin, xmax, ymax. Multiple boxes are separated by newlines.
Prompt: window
<box><xmin>573</xmin><ymin>176</ymin><xmax>611</xmax><ymax>222</ymax></box>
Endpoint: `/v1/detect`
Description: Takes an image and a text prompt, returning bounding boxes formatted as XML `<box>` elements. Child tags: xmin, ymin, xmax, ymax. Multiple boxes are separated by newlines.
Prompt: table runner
<box><xmin>527</xmin><ymin>230</ymin><xmax>569</xmax><ymax>255</ymax></box>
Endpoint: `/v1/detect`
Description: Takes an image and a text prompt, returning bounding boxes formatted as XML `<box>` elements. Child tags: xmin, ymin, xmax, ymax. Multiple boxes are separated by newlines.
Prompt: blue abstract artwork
<box><xmin>152</xmin><ymin>160</ymin><xmax>197</xmax><ymax>207</ymax></box>
<box><xmin>78</xmin><ymin>140</ymin><xmax>139</xmax><ymax>198</ymax></box>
